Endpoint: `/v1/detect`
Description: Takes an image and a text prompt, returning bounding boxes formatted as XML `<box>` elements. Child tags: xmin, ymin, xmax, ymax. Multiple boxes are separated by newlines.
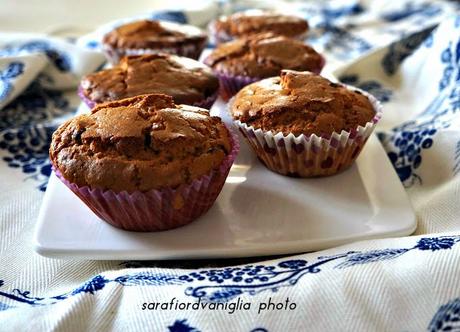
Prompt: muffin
<box><xmin>230</xmin><ymin>70</ymin><xmax>382</xmax><ymax>177</ymax></box>
<box><xmin>102</xmin><ymin>20</ymin><xmax>208</xmax><ymax>63</ymax></box>
<box><xmin>79</xmin><ymin>54</ymin><xmax>219</xmax><ymax>109</ymax></box>
<box><xmin>50</xmin><ymin>94</ymin><xmax>239</xmax><ymax>231</ymax></box>
<box><xmin>209</xmin><ymin>9</ymin><xmax>309</xmax><ymax>44</ymax></box>
<box><xmin>204</xmin><ymin>33</ymin><xmax>325</xmax><ymax>100</ymax></box>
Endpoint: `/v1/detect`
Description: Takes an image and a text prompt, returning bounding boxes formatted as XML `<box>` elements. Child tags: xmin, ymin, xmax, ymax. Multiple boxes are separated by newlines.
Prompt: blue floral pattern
<box><xmin>150</xmin><ymin>10</ymin><xmax>188</xmax><ymax>24</ymax></box>
<box><xmin>429</xmin><ymin>298</ymin><xmax>460</xmax><ymax>332</ymax></box>
<box><xmin>380</xmin><ymin>125</ymin><xmax>440</xmax><ymax>186</ymax></box>
<box><xmin>295</xmin><ymin>2</ymin><xmax>372</xmax><ymax>60</ymax></box>
<box><xmin>380</xmin><ymin>2</ymin><xmax>442</xmax><ymax>22</ymax></box>
<box><xmin>0</xmin><ymin>126</ymin><xmax>55</xmax><ymax>191</ymax></box>
<box><xmin>0</xmin><ymin>236</ymin><xmax>458</xmax><ymax>307</ymax></box>
<box><xmin>309</xmin><ymin>24</ymin><xmax>372</xmax><ymax>60</ymax></box>
<box><xmin>167</xmin><ymin>319</ymin><xmax>267</xmax><ymax>332</ymax></box>
<box><xmin>415</xmin><ymin>237</ymin><xmax>456</xmax><ymax>251</ymax></box>
<box><xmin>439</xmin><ymin>40</ymin><xmax>460</xmax><ymax>91</ymax></box>
<box><xmin>0</xmin><ymin>61</ymin><xmax>24</xmax><ymax>101</ymax></box>
<box><xmin>339</xmin><ymin>75</ymin><xmax>393</xmax><ymax>103</ymax></box>
<box><xmin>381</xmin><ymin>27</ymin><xmax>434</xmax><ymax>75</ymax></box>
<box><xmin>379</xmin><ymin>28</ymin><xmax>460</xmax><ymax>186</ymax></box>
<box><xmin>168</xmin><ymin>320</ymin><xmax>199</xmax><ymax>332</ymax></box>
<box><xmin>0</xmin><ymin>41</ymin><xmax>71</xmax><ymax>72</ymax></box>
<box><xmin>0</xmin><ymin>83</ymin><xmax>75</xmax><ymax>191</ymax></box>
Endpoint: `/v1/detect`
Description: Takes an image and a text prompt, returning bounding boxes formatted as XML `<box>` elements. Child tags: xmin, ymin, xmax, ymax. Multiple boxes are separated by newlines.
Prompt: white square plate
<box><xmin>34</xmin><ymin>100</ymin><xmax>416</xmax><ymax>260</ymax></box>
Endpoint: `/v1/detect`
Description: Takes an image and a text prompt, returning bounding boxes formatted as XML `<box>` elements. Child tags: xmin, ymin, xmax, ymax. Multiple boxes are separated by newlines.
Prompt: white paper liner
<box><xmin>230</xmin><ymin>86</ymin><xmax>383</xmax><ymax>177</ymax></box>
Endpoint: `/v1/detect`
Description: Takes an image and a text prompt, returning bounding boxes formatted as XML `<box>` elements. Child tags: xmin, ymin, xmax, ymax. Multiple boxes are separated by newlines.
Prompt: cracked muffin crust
<box><xmin>231</xmin><ymin>70</ymin><xmax>376</xmax><ymax>137</ymax></box>
<box><xmin>50</xmin><ymin>94</ymin><xmax>232</xmax><ymax>193</ymax></box>
<box><xmin>80</xmin><ymin>54</ymin><xmax>219</xmax><ymax>106</ymax></box>
<box><xmin>210</xmin><ymin>10</ymin><xmax>309</xmax><ymax>43</ymax></box>
<box><xmin>102</xmin><ymin>20</ymin><xmax>208</xmax><ymax>61</ymax></box>
<box><xmin>103</xmin><ymin>19</ymin><xmax>206</xmax><ymax>50</ymax></box>
<box><xmin>204</xmin><ymin>33</ymin><xmax>324</xmax><ymax>78</ymax></box>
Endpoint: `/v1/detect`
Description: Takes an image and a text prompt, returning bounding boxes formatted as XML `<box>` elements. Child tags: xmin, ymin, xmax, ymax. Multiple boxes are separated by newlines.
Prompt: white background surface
<box><xmin>0</xmin><ymin>0</ymin><xmax>217</xmax><ymax>34</ymax></box>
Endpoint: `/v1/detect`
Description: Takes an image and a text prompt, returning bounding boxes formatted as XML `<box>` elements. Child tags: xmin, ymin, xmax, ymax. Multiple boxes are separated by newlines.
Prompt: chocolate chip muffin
<box><xmin>50</xmin><ymin>94</ymin><xmax>238</xmax><ymax>231</ymax></box>
<box><xmin>204</xmin><ymin>33</ymin><xmax>325</xmax><ymax>100</ymax></box>
<box><xmin>230</xmin><ymin>70</ymin><xmax>382</xmax><ymax>177</ymax></box>
<box><xmin>209</xmin><ymin>10</ymin><xmax>309</xmax><ymax>44</ymax></box>
<box><xmin>79</xmin><ymin>54</ymin><xmax>219</xmax><ymax>109</ymax></box>
<box><xmin>102</xmin><ymin>20</ymin><xmax>208</xmax><ymax>63</ymax></box>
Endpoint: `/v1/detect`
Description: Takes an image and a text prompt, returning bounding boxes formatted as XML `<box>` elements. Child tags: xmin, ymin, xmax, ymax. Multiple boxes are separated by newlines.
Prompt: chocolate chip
<box><xmin>321</xmin><ymin>157</ymin><xmax>333</xmax><ymax>169</ymax></box>
<box><xmin>263</xmin><ymin>143</ymin><xmax>277</xmax><ymax>155</ymax></box>
<box><xmin>329</xmin><ymin>82</ymin><xmax>340</xmax><ymax>88</ymax></box>
<box><xmin>144</xmin><ymin>133</ymin><xmax>151</xmax><ymax>148</ymax></box>
<box><xmin>351</xmin><ymin>146</ymin><xmax>361</xmax><ymax>158</ymax></box>
<box><xmin>287</xmin><ymin>172</ymin><xmax>301</xmax><ymax>178</ymax></box>
<box><xmin>72</xmin><ymin>129</ymin><xmax>85</xmax><ymax>145</ymax></box>
<box><xmin>291</xmin><ymin>142</ymin><xmax>305</xmax><ymax>154</ymax></box>
<box><xmin>304</xmin><ymin>159</ymin><xmax>314</xmax><ymax>168</ymax></box>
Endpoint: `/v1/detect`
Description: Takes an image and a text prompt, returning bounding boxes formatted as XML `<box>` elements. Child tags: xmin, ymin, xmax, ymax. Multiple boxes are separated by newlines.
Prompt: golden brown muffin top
<box><xmin>213</xmin><ymin>10</ymin><xmax>308</xmax><ymax>40</ymax></box>
<box><xmin>231</xmin><ymin>70</ymin><xmax>376</xmax><ymax>136</ymax></box>
<box><xmin>50</xmin><ymin>94</ymin><xmax>232</xmax><ymax>192</ymax></box>
<box><xmin>103</xmin><ymin>20</ymin><xmax>207</xmax><ymax>49</ymax></box>
<box><xmin>204</xmin><ymin>33</ymin><xmax>324</xmax><ymax>77</ymax></box>
<box><xmin>80</xmin><ymin>54</ymin><xmax>219</xmax><ymax>105</ymax></box>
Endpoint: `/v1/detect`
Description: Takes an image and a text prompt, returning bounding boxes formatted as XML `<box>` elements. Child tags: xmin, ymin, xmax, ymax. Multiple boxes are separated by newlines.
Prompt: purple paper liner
<box><xmin>190</xmin><ymin>89</ymin><xmax>219</xmax><ymax>109</ymax></box>
<box><xmin>230</xmin><ymin>86</ymin><xmax>383</xmax><ymax>177</ymax></box>
<box><xmin>78</xmin><ymin>85</ymin><xmax>97</xmax><ymax>109</ymax></box>
<box><xmin>54</xmin><ymin>126</ymin><xmax>240</xmax><ymax>232</ymax></box>
<box><xmin>215</xmin><ymin>72</ymin><xmax>261</xmax><ymax>101</ymax></box>
<box><xmin>103</xmin><ymin>41</ymin><xmax>206</xmax><ymax>64</ymax></box>
<box><xmin>78</xmin><ymin>85</ymin><xmax>219</xmax><ymax>111</ymax></box>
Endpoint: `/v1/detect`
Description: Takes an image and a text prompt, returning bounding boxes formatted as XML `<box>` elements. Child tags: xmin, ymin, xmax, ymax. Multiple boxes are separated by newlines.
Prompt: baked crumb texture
<box><xmin>205</xmin><ymin>33</ymin><xmax>324</xmax><ymax>78</ymax></box>
<box><xmin>212</xmin><ymin>10</ymin><xmax>308</xmax><ymax>43</ymax></box>
<box><xmin>231</xmin><ymin>70</ymin><xmax>375</xmax><ymax>137</ymax></box>
<box><xmin>80</xmin><ymin>54</ymin><xmax>219</xmax><ymax>105</ymax></box>
<box><xmin>50</xmin><ymin>94</ymin><xmax>231</xmax><ymax>192</ymax></box>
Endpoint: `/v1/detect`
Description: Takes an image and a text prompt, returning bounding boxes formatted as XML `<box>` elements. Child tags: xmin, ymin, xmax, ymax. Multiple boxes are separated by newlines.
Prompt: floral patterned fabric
<box><xmin>1</xmin><ymin>1</ymin><xmax>460</xmax><ymax>331</ymax></box>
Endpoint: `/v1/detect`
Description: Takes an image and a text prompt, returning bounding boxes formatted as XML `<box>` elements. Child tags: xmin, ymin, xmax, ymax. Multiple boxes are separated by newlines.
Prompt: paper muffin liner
<box><xmin>230</xmin><ymin>87</ymin><xmax>382</xmax><ymax>177</ymax></box>
<box><xmin>103</xmin><ymin>42</ymin><xmax>205</xmax><ymax>64</ymax></box>
<box><xmin>215</xmin><ymin>56</ymin><xmax>325</xmax><ymax>101</ymax></box>
<box><xmin>190</xmin><ymin>89</ymin><xmax>219</xmax><ymax>109</ymax></box>
<box><xmin>216</xmin><ymin>72</ymin><xmax>261</xmax><ymax>101</ymax></box>
<box><xmin>78</xmin><ymin>85</ymin><xmax>97</xmax><ymax>109</ymax></box>
<box><xmin>78</xmin><ymin>85</ymin><xmax>219</xmax><ymax>110</ymax></box>
<box><xmin>54</xmin><ymin>127</ymin><xmax>239</xmax><ymax>232</ymax></box>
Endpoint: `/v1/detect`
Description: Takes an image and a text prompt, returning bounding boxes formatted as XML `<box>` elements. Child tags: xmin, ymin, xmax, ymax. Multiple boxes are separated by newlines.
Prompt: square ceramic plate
<box><xmin>34</xmin><ymin>99</ymin><xmax>416</xmax><ymax>260</ymax></box>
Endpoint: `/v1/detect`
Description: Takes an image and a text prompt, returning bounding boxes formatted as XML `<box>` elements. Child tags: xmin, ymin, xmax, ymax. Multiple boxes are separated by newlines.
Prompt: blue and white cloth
<box><xmin>1</xmin><ymin>1</ymin><xmax>460</xmax><ymax>331</ymax></box>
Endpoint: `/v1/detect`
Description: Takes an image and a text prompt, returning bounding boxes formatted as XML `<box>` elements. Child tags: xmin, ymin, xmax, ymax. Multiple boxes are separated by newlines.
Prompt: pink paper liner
<box><xmin>78</xmin><ymin>85</ymin><xmax>219</xmax><ymax>110</ymax></box>
<box><xmin>214</xmin><ymin>57</ymin><xmax>325</xmax><ymax>101</ymax></box>
<box><xmin>103</xmin><ymin>41</ymin><xmax>206</xmax><ymax>64</ymax></box>
<box><xmin>54</xmin><ymin>126</ymin><xmax>240</xmax><ymax>232</ymax></box>
<box><xmin>230</xmin><ymin>86</ymin><xmax>382</xmax><ymax>177</ymax></box>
